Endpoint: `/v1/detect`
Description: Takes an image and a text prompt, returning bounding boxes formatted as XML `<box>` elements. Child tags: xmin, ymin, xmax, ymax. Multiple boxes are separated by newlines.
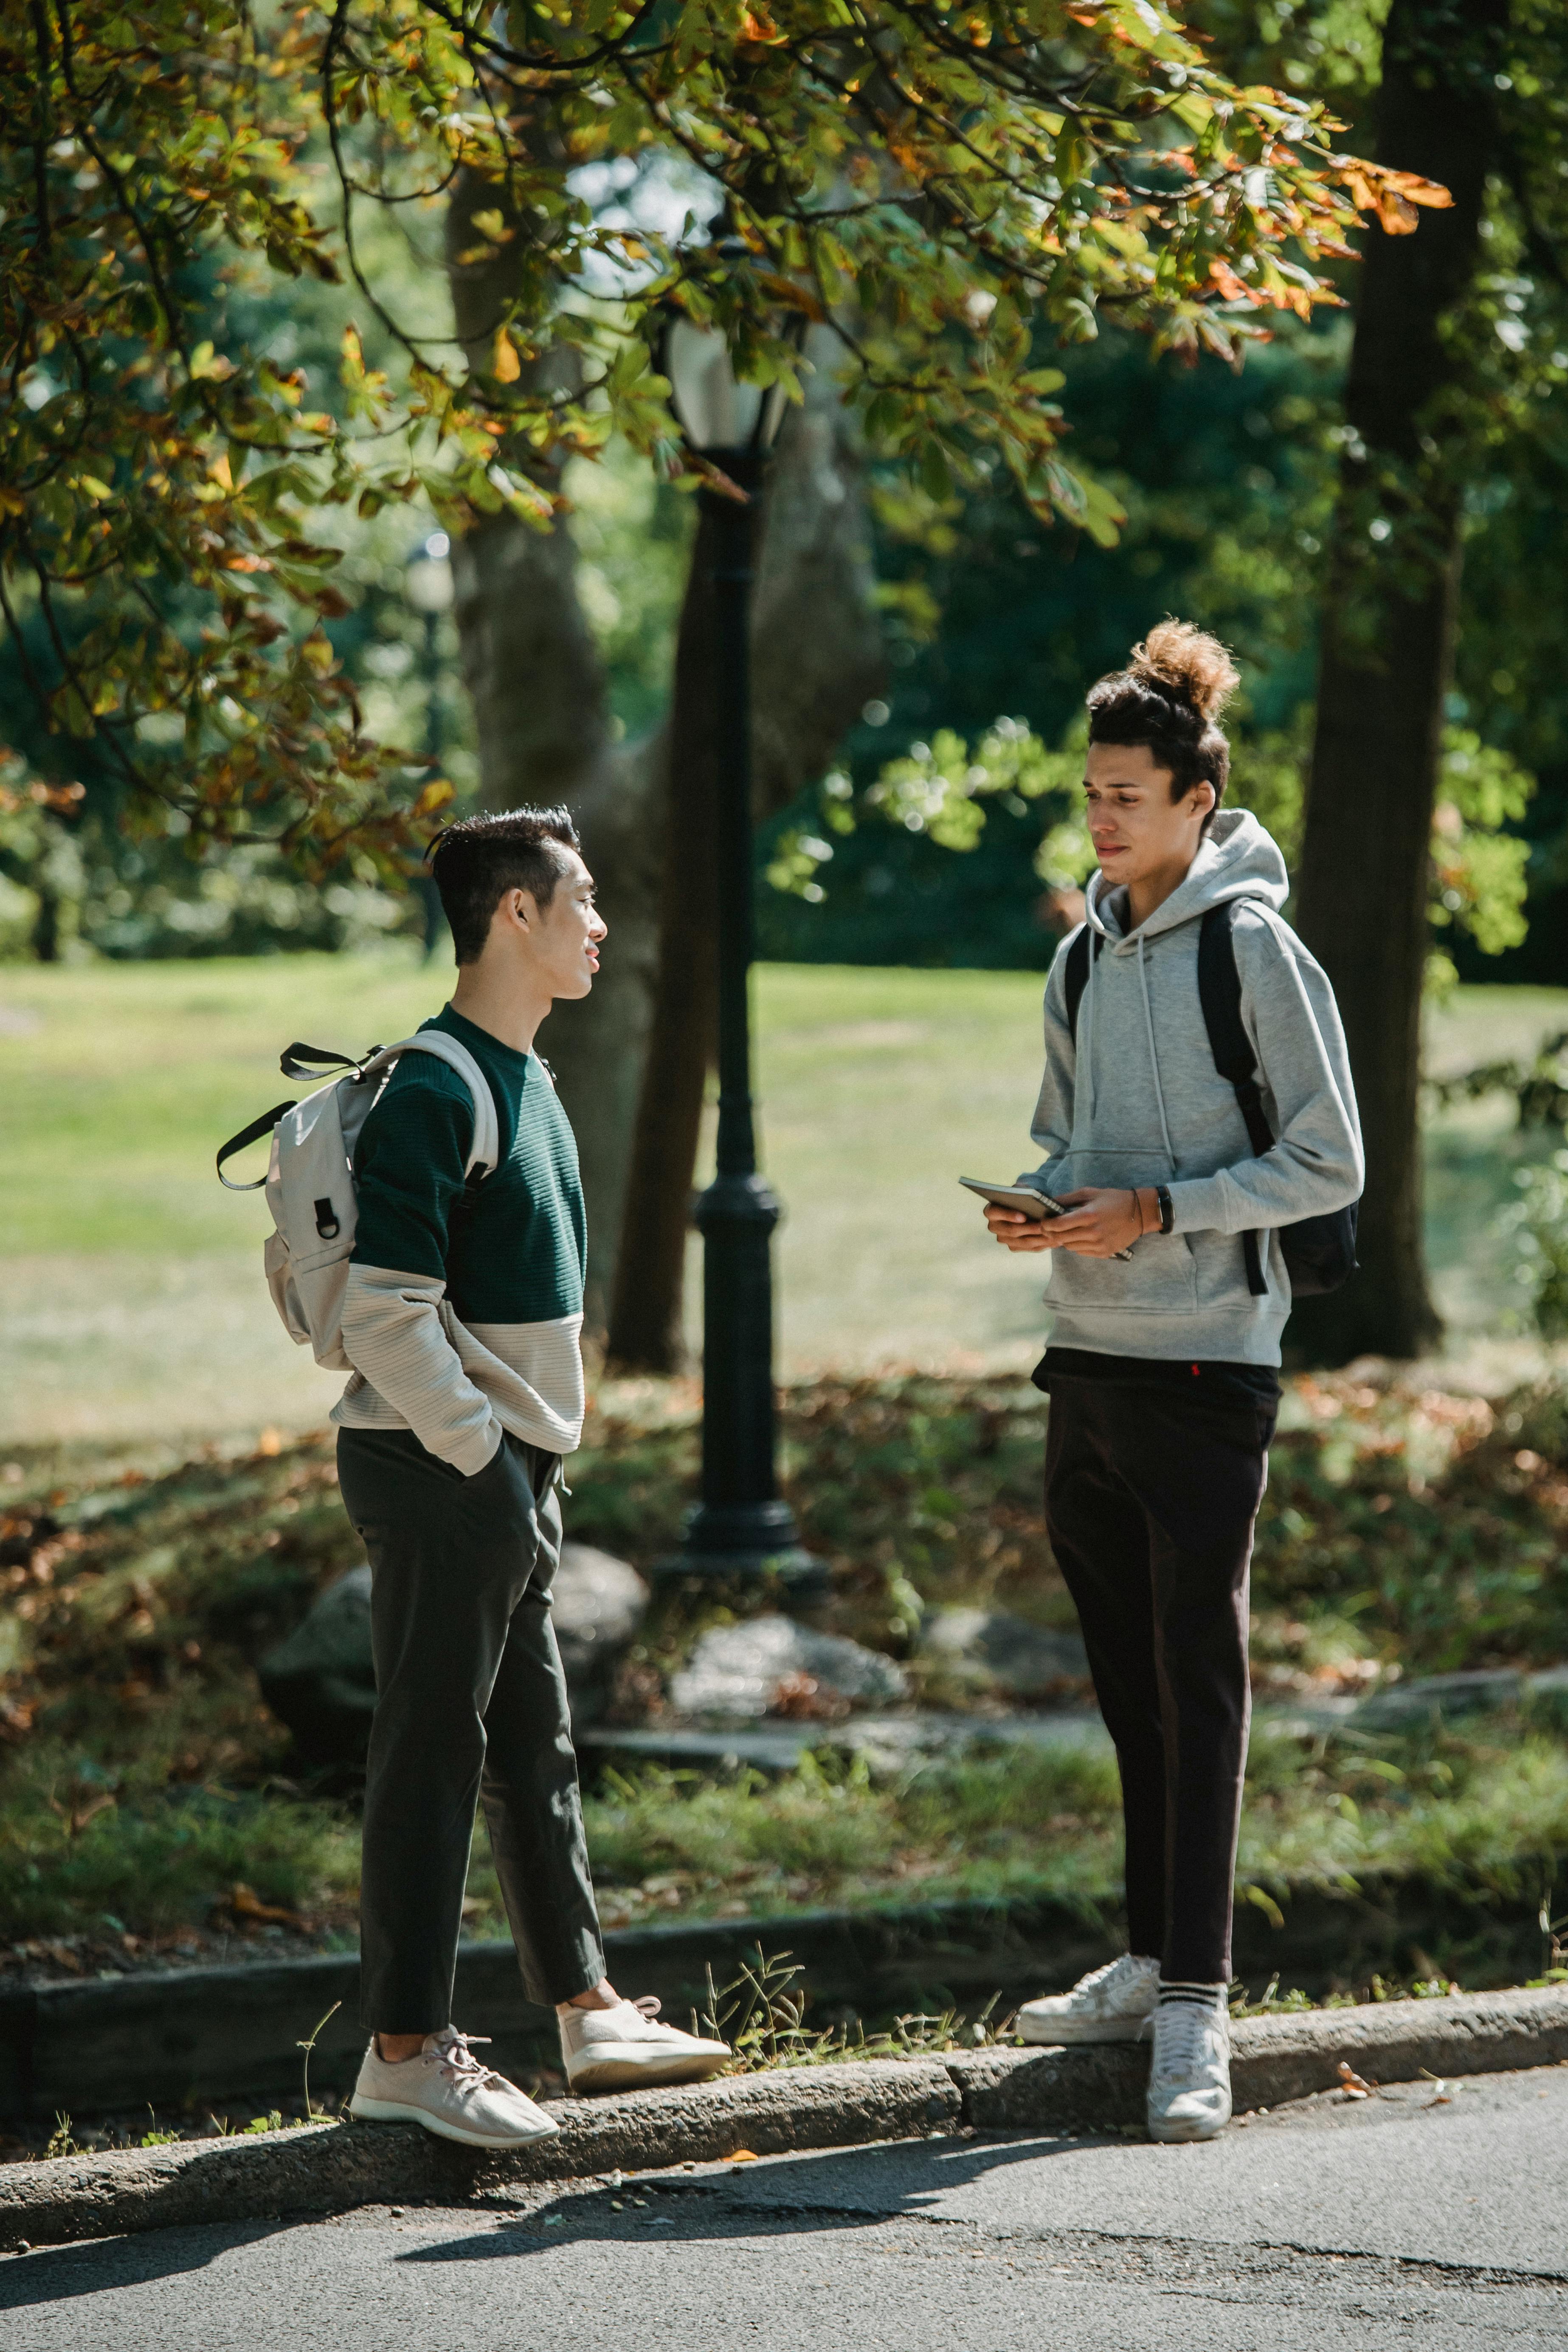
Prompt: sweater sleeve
<box><xmin>1164</xmin><ymin>910</ymin><xmax>1364</xmax><ymax>1239</ymax></box>
<box><xmin>1016</xmin><ymin>934</ymin><xmax>1078</xmax><ymax>1193</ymax></box>
<box><xmin>338</xmin><ymin>1070</ymin><xmax>501</xmax><ymax>1476</ymax></box>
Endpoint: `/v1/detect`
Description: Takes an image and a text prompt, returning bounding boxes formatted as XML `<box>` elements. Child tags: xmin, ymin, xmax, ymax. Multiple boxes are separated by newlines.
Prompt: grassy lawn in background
<box><xmin>3</xmin><ymin>956</ymin><xmax>1567</xmax><ymax>1444</ymax></box>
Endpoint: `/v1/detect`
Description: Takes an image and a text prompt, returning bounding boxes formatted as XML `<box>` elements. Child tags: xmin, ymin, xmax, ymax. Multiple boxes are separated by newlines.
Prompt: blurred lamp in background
<box><xmin>655</xmin><ymin>288</ymin><xmax>819</xmax><ymax>1590</ymax></box>
<box><xmin>660</xmin><ymin>315</ymin><xmax>797</xmax><ymax>459</ymax></box>
<box><xmin>405</xmin><ymin>527</ymin><xmax>454</xmax><ymax>622</ymax></box>
<box><xmin>404</xmin><ymin>530</ymin><xmax>453</xmax><ymax>961</ymax></box>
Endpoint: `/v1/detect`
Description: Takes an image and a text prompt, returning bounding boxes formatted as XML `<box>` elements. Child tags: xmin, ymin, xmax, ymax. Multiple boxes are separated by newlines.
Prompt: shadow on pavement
<box><xmin>397</xmin><ymin>2127</ymin><xmax>1105</xmax><ymax>2265</ymax></box>
<box><xmin>0</xmin><ymin>2126</ymin><xmax>1121</xmax><ymax>2307</ymax></box>
<box><xmin>0</xmin><ymin>2218</ymin><xmax>296</xmax><ymax>2313</ymax></box>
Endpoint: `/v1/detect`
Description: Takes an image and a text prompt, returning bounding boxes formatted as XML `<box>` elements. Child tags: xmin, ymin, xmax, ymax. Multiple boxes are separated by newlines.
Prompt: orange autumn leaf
<box><xmin>1340</xmin><ymin>160</ymin><xmax>1453</xmax><ymax>231</ymax></box>
<box><xmin>228</xmin><ymin>1881</ymin><xmax>308</xmax><ymax>1928</ymax></box>
<box><xmin>1379</xmin><ymin>167</ymin><xmax>1454</xmax><ymax>208</ymax></box>
<box><xmin>1375</xmin><ymin>191</ymin><xmax>1421</xmax><ymax>235</ymax></box>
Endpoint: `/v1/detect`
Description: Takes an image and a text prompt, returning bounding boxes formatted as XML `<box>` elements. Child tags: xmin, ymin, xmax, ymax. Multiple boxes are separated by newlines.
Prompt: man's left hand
<box><xmin>1047</xmin><ymin>1186</ymin><xmax>1154</xmax><ymax>1258</ymax></box>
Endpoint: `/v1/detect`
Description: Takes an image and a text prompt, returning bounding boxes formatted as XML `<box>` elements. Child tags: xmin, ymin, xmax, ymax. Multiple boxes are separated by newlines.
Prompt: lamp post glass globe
<box><xmin>660</xmin><ymin>315</ymin><xmax>796</xmax><ymax>459</ymax></box>
<box><xmin>405</xmin><ymin>528</ymin><xmax>454</xmax><ymax>615</ymax></box>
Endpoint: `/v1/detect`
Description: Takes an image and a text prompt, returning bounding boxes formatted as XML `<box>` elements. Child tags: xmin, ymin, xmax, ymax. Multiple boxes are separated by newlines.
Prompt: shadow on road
<box><xmin>0</xmin><ymin>2217</ymin><xmax>297</xmax><ymax>2313</ymax></box>
<box><xmin>0</xmin><ymin>2125</ymin><xmax>1140</xmax><ymax>2310</ymax></box>
<box><xmin>398</xmin><ymin>2127</ymin><xmax>1102</xmax><ymax>2265</ymax></box>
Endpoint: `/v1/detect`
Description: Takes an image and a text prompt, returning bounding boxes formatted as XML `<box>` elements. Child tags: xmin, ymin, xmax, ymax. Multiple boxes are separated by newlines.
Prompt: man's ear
<box><xmin>1190</xmin><ymin>781</ymin><xmax>1217</xmax><ymax>820</ymax></box>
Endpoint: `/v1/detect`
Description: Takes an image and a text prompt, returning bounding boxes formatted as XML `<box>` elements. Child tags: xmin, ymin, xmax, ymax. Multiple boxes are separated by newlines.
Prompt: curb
<box><xmin>949</xmin><ymin>1980</ymin><xmax>1568</xmax><ymax>2128</ymax></box>
<box><xmin>0</xmin><ymin>1899</ymin><xmax>1109</xmax><ymax>2123</ymax></box>
<box><xmin>3</xmin><ymin>1985</ymin><xmax>1565</xmax><ymax>2254</ymax></box>
<box><xmin>2</xmin><ymin>1870</ymin><xmax>1551</xmax><ymax>2122</ymax></box>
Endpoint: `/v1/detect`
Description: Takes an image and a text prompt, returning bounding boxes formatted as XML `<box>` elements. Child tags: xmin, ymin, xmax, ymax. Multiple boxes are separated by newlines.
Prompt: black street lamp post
<box><xmin>658</xmin><ymin>307</ymin><xmax>820</xmax><ymax>1588</ymax></box>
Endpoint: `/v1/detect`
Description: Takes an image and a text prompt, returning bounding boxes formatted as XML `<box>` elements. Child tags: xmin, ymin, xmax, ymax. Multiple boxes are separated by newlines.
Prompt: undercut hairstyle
<box><xmin>1086</xmin><ymin>620</ymin><xmax>1240</xmax><ymax>829</ymax></box>
<box><xmin>427</xmin><ymin>806</ymin><xmax>581</xmax><ymax>965</ymax></box>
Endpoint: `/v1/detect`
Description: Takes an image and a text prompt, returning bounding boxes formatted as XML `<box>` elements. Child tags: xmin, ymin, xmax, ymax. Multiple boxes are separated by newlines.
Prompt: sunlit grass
<box><xmin>4</xmin><ymin>959</ymin><xmax>1567</xmax><ymax>1441</ymax></box>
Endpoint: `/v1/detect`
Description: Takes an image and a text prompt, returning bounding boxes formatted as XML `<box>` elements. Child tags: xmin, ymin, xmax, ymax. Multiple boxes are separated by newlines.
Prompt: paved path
<box><xmin>5</xmin><ymin>2064</ymin><xmax>1567</xmax><ymax>2349</ymax></box>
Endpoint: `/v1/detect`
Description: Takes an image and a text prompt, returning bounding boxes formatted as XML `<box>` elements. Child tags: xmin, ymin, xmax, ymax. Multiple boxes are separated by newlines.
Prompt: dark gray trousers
<box><xmin>336</xmin><ymin>1425</ymin><xmax>605</xmax><ymax>2031</ymax></box>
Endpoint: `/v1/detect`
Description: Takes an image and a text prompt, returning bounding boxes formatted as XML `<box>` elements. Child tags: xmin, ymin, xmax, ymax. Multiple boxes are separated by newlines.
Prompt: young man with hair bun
<box><xmin>337</xmin><ymin>807</ymin><xmax>729</xmax><ymax>2149</ymax></box>
<box><xmin>982</xmin><ymin>625</ymin><xmax>1362</xmax><ymax>2142</ymax></box>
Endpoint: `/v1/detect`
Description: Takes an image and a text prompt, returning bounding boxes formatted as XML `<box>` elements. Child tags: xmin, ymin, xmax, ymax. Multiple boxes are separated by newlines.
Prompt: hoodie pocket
<box><xmin>1042</xmin><ymin>1150</ymin><xmax>1198</xmax><ymax>1317</ymax></box>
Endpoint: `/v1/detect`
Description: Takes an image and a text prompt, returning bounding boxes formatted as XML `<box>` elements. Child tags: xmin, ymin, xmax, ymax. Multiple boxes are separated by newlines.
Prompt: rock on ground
<box><xmin>668</xmin><ymin>1616</ymin><xmax>908</xmax><ymax>1719</ymax></box>
<box><xmin>916</xmin><ymin>1607</ymin><xmax>1089</xmax><ymax>1700</ymax></box>
<box><xmin>259</xmin><ymin>1546</ymin><xmax>649</xmax><ymax>1764</ymax></box>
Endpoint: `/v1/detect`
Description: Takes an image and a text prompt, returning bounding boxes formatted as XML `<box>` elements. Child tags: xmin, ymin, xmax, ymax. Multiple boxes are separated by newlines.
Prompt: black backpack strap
<box><xmin>279</xmin><ymin>1041</ymin><xmax>380</xmax><ymax>1082</ymax></box>
<box><xmin>1197</xmin><ymin>904</ymin><xmax>1271</xmax><ymax>1298</ymax></box>
<box><xmin>1063</xmin><ymin>925</ymin><xmax>1102</xmax><ymax>1045</ymax></box>
<box><xmin>216</xmin><ymin>1101</ymin><xmax>295</xmax><ymax>1191</ymax></box>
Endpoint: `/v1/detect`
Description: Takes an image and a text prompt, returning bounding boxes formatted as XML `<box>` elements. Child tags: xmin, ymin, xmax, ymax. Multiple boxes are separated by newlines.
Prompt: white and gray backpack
<box><xmin>217</xmin><ymin>1036</ymin><xmax>498</xmax><ymax>1372</ymax></box>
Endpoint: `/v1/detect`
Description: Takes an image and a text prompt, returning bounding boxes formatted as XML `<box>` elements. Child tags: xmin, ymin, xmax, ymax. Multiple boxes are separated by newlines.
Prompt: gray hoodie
<box><xmin>1023</xmin><ymin>808</ymin><xmax>1362</xmax><ymax>1366</ymax></box>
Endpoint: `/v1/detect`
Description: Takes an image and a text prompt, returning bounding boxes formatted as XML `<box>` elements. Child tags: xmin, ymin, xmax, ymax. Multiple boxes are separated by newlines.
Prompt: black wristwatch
<box><xmin>1155</xmin><ymin>1184</ymin><xmax>1174</xmax><ymax>1235</ymax></box>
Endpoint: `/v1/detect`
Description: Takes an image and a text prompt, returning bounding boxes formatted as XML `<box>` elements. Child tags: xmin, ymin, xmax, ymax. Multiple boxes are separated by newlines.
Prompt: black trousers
<box><xmin>1043</xmin><ymin>1377</ymin><xmax>1275</xmax><ymax>1985</ymax></box>
<box><xmin>336</xmin><ymin>1425</ymin><xmax>605</xmax><ymax>2031</ymax></box>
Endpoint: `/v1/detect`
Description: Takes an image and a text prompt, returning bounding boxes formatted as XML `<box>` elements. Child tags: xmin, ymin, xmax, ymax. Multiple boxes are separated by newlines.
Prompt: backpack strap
<box><xmin>216</xmin><ymin>1101</ymin><xmax>297</xmax><ymax>1190</ymax></box>
<box><xmin>359</xmin><ymin>1033</ymin><xmax>501</xmax><ymax>1179</ymax></box>
<box><xmin>1196</xmin><ymin>902</ymin><xmax>1270</xmax><ymax>1297</ymax></box>
<box><xmin>279</xmin><ymin>1042</ymin><xmax>368</xmax><ymax>1082</ymax></box>
<box><xmin>1062</xmin><ymin>924</ymin><xmax>1102</xmax><ymax>1045</ymax></box>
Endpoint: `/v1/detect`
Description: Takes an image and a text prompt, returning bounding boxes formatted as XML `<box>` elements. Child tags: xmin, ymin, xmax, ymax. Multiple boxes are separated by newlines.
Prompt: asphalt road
<box><xmin>5</xmin><ymin>2064</ymin><xmax>1567</xmax><ymax>2350</ymax></box>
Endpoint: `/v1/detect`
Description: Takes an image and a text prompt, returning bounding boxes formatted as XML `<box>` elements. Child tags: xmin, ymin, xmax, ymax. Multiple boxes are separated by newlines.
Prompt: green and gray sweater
<box><xmin>330</xmin><ymin>1005</ymin><xmax>588</xmax><ymax>1473</ymax></box>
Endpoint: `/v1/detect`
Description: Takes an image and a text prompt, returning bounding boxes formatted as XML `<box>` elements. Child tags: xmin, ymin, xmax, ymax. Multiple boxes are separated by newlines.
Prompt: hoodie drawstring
<box><xmin>1137</xmin><ymin>935</ymin><xmax>1176</xmax><ymax>1170</ymax></box>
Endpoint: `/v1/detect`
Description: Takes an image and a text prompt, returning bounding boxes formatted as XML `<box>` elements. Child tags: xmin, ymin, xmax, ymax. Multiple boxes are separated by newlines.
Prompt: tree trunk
<box><xmin>444</xmin><ymin>165</ymin><xmax>664</xmax><ymax>1337</ymax></box>
<box><xmin>1289</xmin><ymin>0</ymin><xmax>1504</xmax><ymax>1366</ymax></box>
<box><xmin>605</xmin><ymin>327</ymin><xmax>886</xmax><ymax>1371</ymax></box>
<box><xmin>600</xmin><ymin>534</ymin><xmax>722</xmax><ymax>1374</ymax></box>
<box><xmin>31</xmin><ymin>875</ymin><xmax>60</xmax><ymax>962</ymax></box>
<box><xmin>445</xmin><ymin>183</ymin><xmax>884</xmax><ymax>1357</ymax></box>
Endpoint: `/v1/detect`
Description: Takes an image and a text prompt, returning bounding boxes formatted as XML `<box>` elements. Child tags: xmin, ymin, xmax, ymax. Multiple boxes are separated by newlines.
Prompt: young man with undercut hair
<box><xmin>982</xmin><ymin>626</ymin><xmax>1362</xmax><ymax>2144</ymax></box>
<box><xmin>338</xmin><ymin>807</ymin><xmax>728</xmax><ymax>2149</ymax></box>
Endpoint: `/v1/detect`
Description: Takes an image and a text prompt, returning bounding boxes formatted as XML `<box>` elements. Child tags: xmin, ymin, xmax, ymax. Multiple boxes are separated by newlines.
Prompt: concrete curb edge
<box><xmin>3</xmin><ymin>1985</ymin><xmax>1565</xmax><ymax>2255</ymax></box>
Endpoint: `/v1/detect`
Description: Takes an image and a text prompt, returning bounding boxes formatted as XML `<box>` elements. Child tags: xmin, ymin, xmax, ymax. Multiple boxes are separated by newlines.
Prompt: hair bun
<box><xmin>1129</xmin><ymin>620</ymin><xmax>1239</xmax><ymax>721</ymax></box>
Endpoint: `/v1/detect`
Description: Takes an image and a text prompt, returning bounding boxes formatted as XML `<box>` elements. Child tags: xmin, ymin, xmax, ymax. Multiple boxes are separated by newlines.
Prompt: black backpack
<box><xmin>1063</xmin><ymin>903</ymin><xmax>1358</xmax><ymax>1299</ymax></box>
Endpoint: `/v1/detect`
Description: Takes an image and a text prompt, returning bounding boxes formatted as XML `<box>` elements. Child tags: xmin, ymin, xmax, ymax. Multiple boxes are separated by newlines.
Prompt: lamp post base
<box><xmin>653</xmin><ymin>1500</ymin><xmax>827</xmax><ymax>1592</ymax></box>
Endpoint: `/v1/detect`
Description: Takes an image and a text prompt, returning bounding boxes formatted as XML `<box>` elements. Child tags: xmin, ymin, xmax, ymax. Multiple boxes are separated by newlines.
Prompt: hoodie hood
<box><xmin>1085</xmin><ymin>808</ymin><xmax>1288</xmax><ymax>951</ymax></box>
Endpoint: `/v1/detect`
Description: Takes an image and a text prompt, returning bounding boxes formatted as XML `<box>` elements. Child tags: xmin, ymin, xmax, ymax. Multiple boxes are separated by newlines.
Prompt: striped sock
<box><xmin>1158</xmin><ymin>1979</ymin><xmax>1227</xmax><ymax>2011</ymax></box>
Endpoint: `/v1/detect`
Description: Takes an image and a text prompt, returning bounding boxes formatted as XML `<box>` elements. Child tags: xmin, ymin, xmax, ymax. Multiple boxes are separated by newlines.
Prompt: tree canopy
<box><xmin>3</xmin><ymin>0</ymin><xmax>1445</xmax><ymax>864</ymax></box>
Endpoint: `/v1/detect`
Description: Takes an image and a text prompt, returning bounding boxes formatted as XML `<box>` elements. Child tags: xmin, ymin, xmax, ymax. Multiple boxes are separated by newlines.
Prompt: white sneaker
<box><xmin>560</xmin><ymin>1995</ymin><xmax>731</xmax><ymax>2093</ymax></box>
<box><xmin>1016</xmin><ymin>1953</ymin><xmax>1160</xmax><ymax>2046</ymax></box>
<box><xmin>349</xmin><ymin>2026</ymin><xmax>559</xmax><ymax>2149</ymax></box>
<box><xmin>1146</xmin><ymin>1993</ymin><xmax>1232</xmax><ymax>2143</ymax></box>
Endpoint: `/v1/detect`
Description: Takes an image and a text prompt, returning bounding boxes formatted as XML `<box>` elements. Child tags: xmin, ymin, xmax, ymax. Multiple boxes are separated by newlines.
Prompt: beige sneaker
<box><xmin>1016</xmin><ymin>1953</ymin><xmax>1160</xmax><ymax>2046</ymax></box>
<box><xmin>349</xmin><ymin>2026</ymin><xmax>559</xmax><ymax>2149</ymax></box>
<box><xmin>560</xmin><ymin>1996</ymin><xmax>731</xmax><ymax>2093</ymax></box>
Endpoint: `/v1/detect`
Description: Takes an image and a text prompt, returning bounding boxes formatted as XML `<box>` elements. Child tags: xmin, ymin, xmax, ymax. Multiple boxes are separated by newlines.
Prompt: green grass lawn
<box><xmin>3</xmin><ymin>955</ymin><xmax>1567</xmax><ymax>1445</ymax></box>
